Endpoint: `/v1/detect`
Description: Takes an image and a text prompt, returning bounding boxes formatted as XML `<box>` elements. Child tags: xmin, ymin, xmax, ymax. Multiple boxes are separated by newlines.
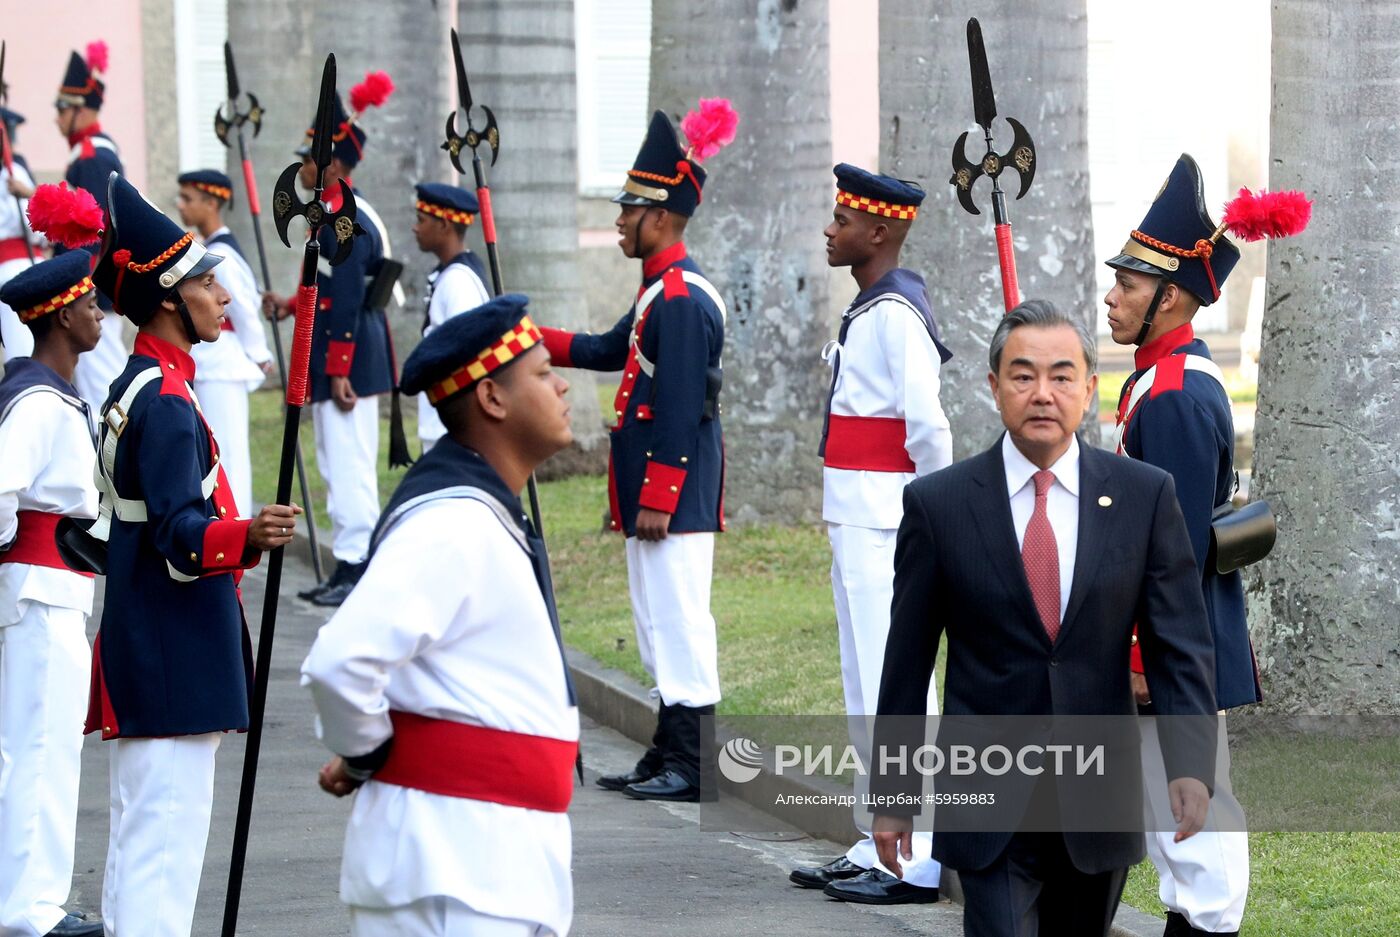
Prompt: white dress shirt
<box><xmin>1003</xmin><ymin>432</ymin><xmax>1080</xmax><ymax>624</ymax></box>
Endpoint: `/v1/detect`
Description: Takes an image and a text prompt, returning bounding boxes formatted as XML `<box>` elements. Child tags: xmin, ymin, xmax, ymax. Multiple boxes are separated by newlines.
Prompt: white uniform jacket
<box><xmin>417</xmin><ymin>257</ymin><xmax>490</xmax><ymax>444</ymax></box>
<box><xmin>301</xmin><ymin>495</ymin><xmax>579</xmax><ymax>935</ymax></box>
<box><xmin>191</xmin><ymin>228</ymin><xmax>271</xmax><ymax>389</ymax></box>
<box><xmin>821</xmin><ymin>269</ymin><xmax>953</xmax><ymax>529</ymax></box>
<box><xmin>0</xmin><ymin>369</ymin><xmax>98</xmax><ymax>623</ymax></box>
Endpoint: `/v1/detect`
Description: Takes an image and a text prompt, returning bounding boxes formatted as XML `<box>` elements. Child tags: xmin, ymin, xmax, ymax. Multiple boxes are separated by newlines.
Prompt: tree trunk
<box><xmin>459</xmin><ymin>0</ymin><xmax>607</xmax><ymax>472</ymax></box>
<box><xmin>879</xmin><ymin>1</ymin><xmax>1099</xmax><ymax>457</ymax></box>
<box><xmin>1250</xmin><ymin>2</ymin><xmax>1400</xmax><ymax>714</ymax></box>
<box><xmin>648</xmin><ymin>0</ymin><xmax>832</xmax><ymax>525</ymax></box>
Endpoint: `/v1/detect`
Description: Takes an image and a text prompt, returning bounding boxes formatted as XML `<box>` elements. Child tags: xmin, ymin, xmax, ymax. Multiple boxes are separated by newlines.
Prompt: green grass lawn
<box><xmin>249</xmin><ymin>389</ymin><xmax>1398</xmax><ymax>935</ymax></box>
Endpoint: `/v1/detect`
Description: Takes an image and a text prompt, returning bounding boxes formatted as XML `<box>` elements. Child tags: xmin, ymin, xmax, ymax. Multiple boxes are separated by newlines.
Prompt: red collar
<box><xmin>1135</xmin><ymin>322</ymin><xmax>1195</xmax><ymax>371</ymax></box>
<box><xmin>642</xmin><ymin>241</ymin><xmax>687</xmax><ymax>280</ymax></box>
<box><xmin>66</xmin><ymin>122</ymin><xmax>103</xmax><ymax>148</ymax></box>
<box><xmin>135</xmin><ymin>332</ymin><xmax>197</xmax><ymax>383</ymax></box>
<box><xmin>323</xmin><ymin>178</ymin><xmax>353</xmax><ymax>213</ymax></box>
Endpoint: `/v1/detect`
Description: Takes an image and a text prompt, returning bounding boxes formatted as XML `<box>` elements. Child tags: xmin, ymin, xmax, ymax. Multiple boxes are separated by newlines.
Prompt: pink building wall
<box><xmin>2</xmin><ymin>1</ymin><xmax>148</xmax><ymax>189</ymax></box>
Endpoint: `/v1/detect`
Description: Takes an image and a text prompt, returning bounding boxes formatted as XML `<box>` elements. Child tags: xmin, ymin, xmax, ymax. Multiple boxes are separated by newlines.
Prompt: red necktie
<box><xmin>1022</xmin><ymin>469</ymin><xmax>1061</xmax><ymax>642</ymax></box>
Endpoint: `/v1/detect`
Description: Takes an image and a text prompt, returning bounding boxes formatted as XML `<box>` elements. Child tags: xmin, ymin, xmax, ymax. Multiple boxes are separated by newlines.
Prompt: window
<box><xmin>173</xmin><ymin>0</ymin><xmax>230</xmax><ymax>173</ymax></box>
<box><xmin>575</xmin><ymin>0</ymin><xmax>651</xmax><ymax>196</ymax></box>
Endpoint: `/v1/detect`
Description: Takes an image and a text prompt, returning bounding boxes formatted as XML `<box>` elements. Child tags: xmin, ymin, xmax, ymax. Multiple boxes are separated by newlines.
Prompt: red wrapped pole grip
<box><xmin>286</xmin><ymin>283</ymin><xmax>317</xmax><ymax>406</ymax></box>
<box><xmin>995</xmin><ymin>223</ymin><xmax>1019</xmax><ymax>313</ymax></box>
<box><xmin>478</xmin><ymin>186</ymin><xmax>497</xmax><ymax>246</ymax></box>
<box><xmin>242</xmin><ymin>159</ymin><xmax>260</xmax><ymax>216</ymax></box>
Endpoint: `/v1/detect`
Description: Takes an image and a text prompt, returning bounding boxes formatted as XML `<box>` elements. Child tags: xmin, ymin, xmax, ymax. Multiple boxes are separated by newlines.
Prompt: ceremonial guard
<box><xmin>266</xmin><ymin>72</ymin><xmax>397</xmax><ymax>607</ymax></box>
<box><xmin>789</xmin><ymin>165</ymin><xmax>952</xmax><ymax>904</ymax></box>
<box><xmin>541</xmin><ymin>101</ymin><xmax>736</xmax><ymax>802</ymax></box>
<box><xmin>0</xmin><ymin>242</ymin><xmax>105</xmax><ymax>937</ymax></box>
<box><xmin>54</xmin><ymin>43</ymin><xmax>126</xmax><ymax>410</ymax></box>
<box><xmin>80</xmin><ymin>173</ymin><xmax>298</xmax><ymax>937</ymax></box>
<box><xmin>1105</xmin><ymin>154</ymin><xmax>1309</xmax><ymax>937</ymax></box>
<box><xmin>176</xmin><ymin>169</ymin><xmax>273</xmax><ymax>513</ymax></box>
<box><xmin>410</xmin><ymin>181</ymin><xmax>488</xmax><ymax>448</ymax></box>
<box><xmin>303</xmin><ymin>295</ymin><xmax>578</xmax><ymax>937</ymax></box>
<box><xmin>0</xmin><ymin>105</ymin><xmax>41</xmax><ymax>360</ymax></box>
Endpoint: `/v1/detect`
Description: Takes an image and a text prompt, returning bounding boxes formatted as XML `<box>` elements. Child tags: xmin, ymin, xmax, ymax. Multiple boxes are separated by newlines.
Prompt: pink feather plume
<box><xmin>680</xmin><ymin>98</ymin><xmax>739</xmax><ymax>162</ymax></box>
<box><xmin>27</xmin><ymin>183</ymin><xmax>104</xmax><ymax>248</ymax></box>
<box><xmin>85</xmin><ymin>40</ymin><xmax>109</xmax><ymax>74</ymax></box>
<box><xmin>350</xmin><ymin>71</ymin><xmax>395</xmax><ymax>115</ymax></box>
<box><xmin>1222</xmin><ymin>188</ymin><xmax>1312</xmax><ymax>242</ymax></box>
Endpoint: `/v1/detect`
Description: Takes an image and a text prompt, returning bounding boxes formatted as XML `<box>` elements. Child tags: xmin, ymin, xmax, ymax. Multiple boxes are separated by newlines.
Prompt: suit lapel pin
<box><xmin>1098</xmin><ymin>495</ymin><xmax>1113</xmax><ymax>507</ymax></box>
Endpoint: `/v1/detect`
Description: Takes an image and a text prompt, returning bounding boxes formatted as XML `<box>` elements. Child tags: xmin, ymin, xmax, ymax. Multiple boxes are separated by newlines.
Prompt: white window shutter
<box><xmin>576</xmin><ymin>0</ymin><xmax>652</xmax><ymax>196</ymax></box>
<box><xmin>174</xmin><ymin>0</ymin><xmax>230</xmax><ymax>173</ymax></box>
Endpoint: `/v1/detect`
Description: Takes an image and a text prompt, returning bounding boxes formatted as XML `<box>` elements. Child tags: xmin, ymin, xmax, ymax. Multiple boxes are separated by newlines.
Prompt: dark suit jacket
<box><xmin>873</xmin><ymin>436</ymin><xmax>1216</xmax><ymax>874</ymax></box>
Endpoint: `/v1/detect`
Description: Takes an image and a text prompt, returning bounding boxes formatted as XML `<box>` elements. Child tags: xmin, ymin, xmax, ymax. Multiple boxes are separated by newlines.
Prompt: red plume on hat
<box><xmin>1221</xmin><ymin>188</ymin><xmax>1312</xmax><ymax>242</ymax></box>
<box><xmin>27</xmin><ymin>182</ymin><xmax>103</xmax><ymax>248</ymax></box>
<box><xmin>349</xmin><ymin>70</ymin><xmax>395</xmax><ymax>117</ymax></box>
<box><xmin>680</xmin><ymin>98</ymin><xmax>739</xmax><ymax>162</ymax></box>
<box><xmin>85</xmin><ymin>40</ymin><xmax>109</xmax><ymax>75</ymax></box>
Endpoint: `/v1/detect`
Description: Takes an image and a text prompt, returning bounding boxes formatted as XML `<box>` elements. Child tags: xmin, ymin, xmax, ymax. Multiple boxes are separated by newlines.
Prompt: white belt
<box><xmin>630</xmin><ymin>270</ymin><xmax>728</xmax><ymax>378</ymax></box>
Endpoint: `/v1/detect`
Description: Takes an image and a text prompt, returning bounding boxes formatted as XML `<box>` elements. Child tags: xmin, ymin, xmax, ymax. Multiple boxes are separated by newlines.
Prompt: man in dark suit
<box><xmin>871</xmin><ymin>299</ymin><xmax>1217</xmax><ymax>937</ymax></box>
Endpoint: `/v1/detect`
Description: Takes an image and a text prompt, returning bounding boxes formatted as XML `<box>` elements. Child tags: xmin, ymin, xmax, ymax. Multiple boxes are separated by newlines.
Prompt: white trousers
<box><xmin>624</xmin><ymin>533</ymin><xmax>721</xmax><ymax>708</ymax></box>
<box><xmin>1140</xmin><ymin>716</ymin><xmax>1249</xmax><ymax>932</ymax></box>
<box><xmin>74</xmin><ymin>316</ymin><xmax>128</xmax><ymax>413</ymax></box>
<box><xmin>0</xmin><ymin>258</ymin><xmax>34</xmax><ymax>362</ymax></box>
<box><xmin>828</xmin><ymin>523</ymin><xmax>941</xmax><ymax>887</ymax></box>
<box><xmin>0</xmin><ymin>604</ymin><xmax>90</xmax><ymax>937</ymax></box>
<box><xmin>351</xmin><ymin>897</ymin><xmax>553</xmax><ymax>937</ymax></box>
<box><xmin>312</xmin><ymin>397</ymin><xmax>380</xmax><ymax>563</ymax></box>
<box><xmin>102</xmin><ymin>734</ymin><xmax>221</xmax><ymax>937</ymax></box>
<box><xmin>193</xmin><ymin>380</ymin><xmax>253</xmax><ymax>516</ymax></box>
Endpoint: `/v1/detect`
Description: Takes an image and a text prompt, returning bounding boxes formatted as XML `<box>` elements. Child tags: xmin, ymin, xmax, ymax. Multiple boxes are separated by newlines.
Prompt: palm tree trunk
<box><xmin>879</xmin><ymin>1</ymin><xmax>1099</xmax><ymax>456</ymax></box>
<box><xmin>1250</xmin><ymin>1</ymin><xmax>1400</xmax><ymax>713</ymax></box>
<box><xmin>458</xmin><ymin>0</ymin><xmax>607</xmax><ymax>469</ymax></box>
<box><xmin>648</xmin><ymin>0</ymin><xmax>832</xmax><ymax>524</ymax></box>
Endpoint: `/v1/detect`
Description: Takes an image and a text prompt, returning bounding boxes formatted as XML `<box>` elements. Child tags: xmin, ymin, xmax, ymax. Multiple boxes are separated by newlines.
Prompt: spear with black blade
<box><xmin>214</xmin><ymin>40</ymin><xmax>324</xmax><ymax>583</ymax></box>
<box><xmin>0</xmin><ymin>42</ymin><xmax>37</xmax><ymax>266</ymax></box>
<box><xmin>442</xmin><ymin>27</ymin><xmax>546</xmax><ymax>535</ymax></box>
<box><xmin>949</xmin><ymin>17</ymin><xmax>1037</xmax><ymax>313</ymax></box>
<box><xmin>221</xmin><ymin>52</ymin><xmax>361</xmax><ymax>937</ymax></box>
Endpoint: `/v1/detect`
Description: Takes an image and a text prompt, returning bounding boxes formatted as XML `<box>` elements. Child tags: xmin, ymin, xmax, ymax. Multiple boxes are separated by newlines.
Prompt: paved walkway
<box><xmin>73</xmin><ymin>548</ymin><xmax>966</xmax><ymax>935</ymax></box>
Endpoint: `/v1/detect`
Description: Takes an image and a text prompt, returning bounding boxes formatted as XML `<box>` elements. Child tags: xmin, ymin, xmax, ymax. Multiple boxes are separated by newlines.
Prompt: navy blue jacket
<box><xmin>311</xmin><ymin>188</ymin><xmax>392</xmax><ymax>403</ymax></box>
<box><xmin>86</xmin><ymin>333</ymin><xmax>257</xmax><ymax>739</ymax></box>
<box><xmin>541</xmin><ymin>242</ymin><xmax>724</xmax><ymax>536</ymax></box>
<box><xmin>1118</xmin><ymin>323</ymin><xmax>1259</xmax><ymax>710</ymax></box>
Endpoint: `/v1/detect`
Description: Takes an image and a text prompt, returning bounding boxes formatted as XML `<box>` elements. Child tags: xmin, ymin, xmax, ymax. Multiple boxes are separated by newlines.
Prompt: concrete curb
<box><xmin>565</xmin><ymin>649</ymin><xmax>1161</xmax><ymax>937</ymax></box>
<box><xmin>294</xmin><ymin>525</ymin><xmax>1158</xmax><ymax>935</ymax></box>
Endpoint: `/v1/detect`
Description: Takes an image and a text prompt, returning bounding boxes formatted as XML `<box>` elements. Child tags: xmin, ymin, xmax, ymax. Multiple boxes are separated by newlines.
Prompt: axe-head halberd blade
<box><xmin>967</xmin><ymin>18</ymin><xmax>997</xmax><ymax>132</ymax></box>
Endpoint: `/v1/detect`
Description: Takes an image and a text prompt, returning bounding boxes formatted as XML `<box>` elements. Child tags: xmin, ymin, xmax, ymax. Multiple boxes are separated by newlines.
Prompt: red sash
<box><xmin>0</xmin><ymin>237</ymin><xmax>31</xmax><ymax>264</ymax></box>
<box><xmin>821</xmin><ymin>414</ymin><xmax>916</xmax><ymax>473</ymax></box>
<box><xmin>0</xmin><ymin>511</ymin><xmax>94</xmax><ymax>577</ymax></box>
<box><xmin>374</xmin><ymin>710</ymin><xmax>577</xmax><ymax>813</ymax></box>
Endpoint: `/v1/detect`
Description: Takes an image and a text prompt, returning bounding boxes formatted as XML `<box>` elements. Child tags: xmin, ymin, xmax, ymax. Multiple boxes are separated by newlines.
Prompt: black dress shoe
<box><xmin>596</xmin><ymin>765</ymin><xmax>660</xmax><ymax>792</ymax></box>
<box><xmin>310</xmin><ymin>561</ymin><xmax>367</xmax><ymax>607</ymax></box>
<box><xmin>823</xmin><ymin>868</ymin><xmax>940</xmax><ymax>905</ymax></box>
<box><xmin>299</xmin><ymin>559</ymin><xmax>350</xmax><ymax>601</ymax></box>
<box><xmin>790</xmin><ymin>855</ymin><xmax>867</xmax><ymax>889</ymax></box>
<box><xmin>46</xmin><ymin>913</ymin><xmax>104</xmax><ymax>936</ymax></box>
<box><xmin>622</xmin><ymin>768</ymin><xmax>699</xmax><ymax>802</ymax></box>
